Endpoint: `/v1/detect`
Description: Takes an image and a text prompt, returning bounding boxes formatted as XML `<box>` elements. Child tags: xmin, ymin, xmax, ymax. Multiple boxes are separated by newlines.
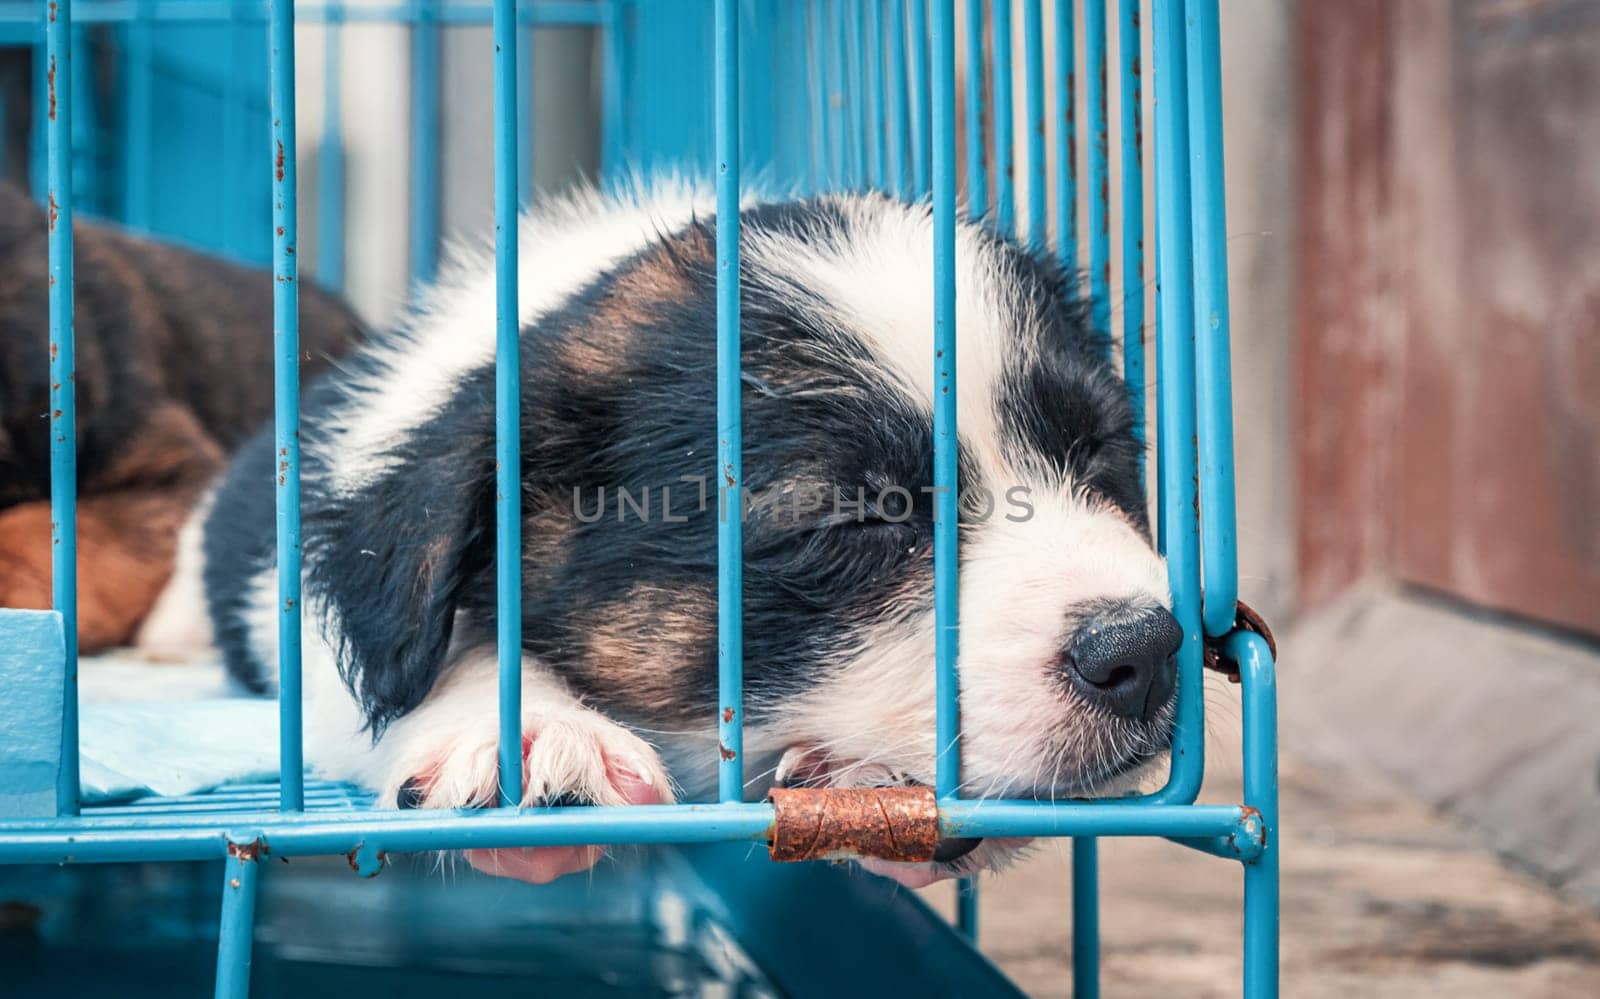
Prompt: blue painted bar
<box><xmin>1021</xmin><ymin>0</ymin><xmax>1044</xmax><ymax>246</ymax></box>
<box><xmin>907</xmin><ymin>0</ymin><xmax>929</xmax><ymax>197</ymax></box>
<box><xmin>865</xmin><ymin>0</ymin><xmax>884</xmax><ymax>189</ymax></box>
<box><xmin>1120</xmin><ymin>0</ymin><xmax>1146</xmax><ymax>454</ymax></box>
<box><xmin>885</xmin><ymin>0</ymin><xmax>909</xmax><ymax>200</ymax></box>
<box><xmin>0</xmin><ymin>2</ymin><xmax>610</xmax><ymax>25</ymax></box>
<box><xmin>988</xmin><ymin>0</ymin><xmax>1012</xmax><ymax>233</ymax></box>
<box><xmin>317</xmin><ymin>3</ymin><xmax>346</xmax><ymax>292</ymax></box>
<box><xmin>960</xmin><ymin>0</ymin><xmax>984</xmax><ymax>217</ymax></box>
<box><xmin>0</xmin><ymin>801</ymin><xmax>1259</xmax><ymax>865</ymax></box>
<box><xmin>1186</xmin><ymin>0</ymin><xmax>1238</xmax><ymax>638</ymax></box>
<box><xmin>843</xmin><ymin>0</ymin><xmax>864</xmax><ymax>188</ymax></box>
<box><xmin>268</xmin><ymin>0</ymin><xmax>304</xmax><ymax>814</ymax></box>
<box><xmin>944</xmin><ymin>801</ymin><xmax>1253</xmax><ymax>841</ymax></box>
<box><xmin>715</xmin><ymin>0</ymin><xmax>744</xmax><ymax>804</ymax></box>
<box><xmin>808</xmin><ymin>1</ymin><xmax>828</xmax><ymax>193</ymax></box>
<box><xmin>492</xmin><ymin>0</ymin><xmax>523</xmax><ymax>808</ymax></box>
<box><xmin>956</xmin><ymin>877</ymin><xmax>979</xmax><ymax>941</ymax></box>
<box><xmin>1150</xmin><ymin>0</ymin><xmax>1204</xmax><ymax>803</ymax></box>
<box><xmin>214</xmin><ymin>846</ymin><xmax>260</xmax><ymax>999</ymax></box>
<box><xmin>1072</xmin><ymin>837</ymin><xmax>1100</xmax><ymax>998</ymax></box>
<box><xmin>409</xmin><ymin>0</ymin><xmax>440</xmax><ymax>290</ymax></box>
<box><xmin>122</xmin><ymin>0</ymin><xmax>153</xmax><ymax>229</ymax></box>
<box><xmin>1085</xmin><ymin>0</ymin><xmax>1109</xmax><ymax>337</ymax></box>
<box><xmin>1052</xmin><ymin>0</ymin><xmax>1075</xmax><ymax>271</ymax></box>
<box><xmin>1232</xmin><ymin>630</ymin><xmax>1280</xmax><ymax>998</ymax></box>
<box><xmin>824</xmin><ymin>0</ymin><xmax>843</xmax><ymax>188</ymax></box>
<box><xmin>601</xmin><ymin>0</ymin><xmax>625</xmax><ymax>180</ymax></box>
<box><xmin>931</xmin><ymin>0</ymin><xmax>958</xmax><ymax>800</ymax></box>
<box><xmin>47</xmin><ymin>0</ymin><xmax>80</xmax><ymax>820</ymax></box>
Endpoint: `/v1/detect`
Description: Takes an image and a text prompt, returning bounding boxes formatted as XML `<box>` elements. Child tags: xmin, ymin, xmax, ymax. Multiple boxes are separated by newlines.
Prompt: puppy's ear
<box><xmin>306</xmin><ymin>435</ymin><xmax>493</xmax><ymax>737</ymax></box>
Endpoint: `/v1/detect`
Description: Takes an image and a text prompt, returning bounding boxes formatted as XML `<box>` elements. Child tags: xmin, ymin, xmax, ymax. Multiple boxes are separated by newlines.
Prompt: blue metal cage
<box><xmin>0</xmin><ymin>1</ymin><xmax>1279</xmax><ymax>995</ymax></box>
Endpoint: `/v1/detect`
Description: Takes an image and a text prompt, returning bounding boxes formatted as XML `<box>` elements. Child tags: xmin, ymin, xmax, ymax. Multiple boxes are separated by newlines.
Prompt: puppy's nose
<box><xmin>1062</xmin><ymin>606</ymin><xmax>1183</xmax><ymax>721</ymax></box>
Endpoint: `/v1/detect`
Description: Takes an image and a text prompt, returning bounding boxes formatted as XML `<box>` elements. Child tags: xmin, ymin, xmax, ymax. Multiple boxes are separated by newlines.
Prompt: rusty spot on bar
<box><xmin>276</xmin><ymin>142</ymin><xmax>285</xmax><ymax>182</ymax></box>
<box><xmin>767</xmin><ymin>786</ymin><xmax>939</xmax><ymax>863</ymax></box>
<box><xmin>47</xmin><ymin>194</ymin><xmax>58</xmax><ymax>231</ymax></box>
<box><xmin>722</xmin><ymin>707</ymin><xmax>734</xmax><ymax>723</ymax></box>
<box><xmin>47</xmin><ymin>57</ymin><xmax>55</xmax><ymax>121</ymax></box>
<box><xmin>719</xmin><ymin>743</ymin><xmax>737</xmax><ymax>761</ymax></box>
<box><xmin>48</xmin><ymin>2</ymin><xmax>56</xmax><ymax>23</ymax></box>
<box><xmin>227</xmin><ymin>838</ymin><xmax>263</xmax><ymax>862</ymax></box>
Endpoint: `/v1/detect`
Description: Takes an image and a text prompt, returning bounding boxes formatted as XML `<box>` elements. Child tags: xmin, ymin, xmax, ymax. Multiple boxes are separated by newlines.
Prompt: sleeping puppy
<box><xmin>158</xmin><ymin>183</ymin><xmax>1178</xmax><ymax>887</ymax></box>
<box><xmin>0</xmin><ymin>180</ymin><xmax>365</xmax><ymax>651</ymax></box>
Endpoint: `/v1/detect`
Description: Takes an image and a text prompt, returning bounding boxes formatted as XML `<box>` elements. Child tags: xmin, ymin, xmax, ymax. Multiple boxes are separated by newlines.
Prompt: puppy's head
<box><xmin>514</xmin><ymin>193</ymin><xmax>1175</xmax><ymax>877</ymax></box>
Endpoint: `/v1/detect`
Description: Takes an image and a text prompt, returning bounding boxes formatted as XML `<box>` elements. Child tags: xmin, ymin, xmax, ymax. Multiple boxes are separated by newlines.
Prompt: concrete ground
<box><xmin>920</xmin><ymin>687</ymin><xmax>1600</xmax><ymax>996</ymax></box>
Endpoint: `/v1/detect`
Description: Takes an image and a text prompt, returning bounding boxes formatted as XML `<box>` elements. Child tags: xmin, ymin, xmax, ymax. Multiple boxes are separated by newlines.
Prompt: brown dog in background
<box><xmin>0</xmin><ymin>180</ymin><xmax>365</xmax><ymax>651</ymax></box>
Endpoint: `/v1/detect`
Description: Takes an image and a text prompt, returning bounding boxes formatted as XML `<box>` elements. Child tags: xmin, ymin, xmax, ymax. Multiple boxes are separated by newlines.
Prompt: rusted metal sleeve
<box><xmin>767</xmin><ymin>786</ymin><xmax>940</xmax><ymax>863</ymax></box>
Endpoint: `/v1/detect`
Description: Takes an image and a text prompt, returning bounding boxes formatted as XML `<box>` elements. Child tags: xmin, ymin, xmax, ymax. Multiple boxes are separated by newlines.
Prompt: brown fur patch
<box><xmin>0</xmin><ymin>486</ymin><xmax>196</xmax><ymax>651</ymax></box>
<box><xmin>584</xmin><ymin>582</ymin><xmax>716</xmax><ymax>714</ymax></box>
<box><xmin>558</xmin><ymin>224</ymin><xmax>713</xmax><ymax>379</ymax></box>
<box><xmin>521</xmin><ymin>489</ymin><xmax>581</xmax><ymax>591</ymax></box>
<box><xmin>0</xmin><ymin>402</ymin><xmax>221</xmax><ymax>652</ymax></box>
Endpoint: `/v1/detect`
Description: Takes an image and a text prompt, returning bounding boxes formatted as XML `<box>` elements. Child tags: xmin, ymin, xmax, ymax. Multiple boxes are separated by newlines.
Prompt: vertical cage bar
<box><xmin>988</xmin><ymin>0</ymin><xmax>1012</xmax><ymax>233</ymax></box>
<box><xmin>410</xmin><ymin>0</ymin><xmax>440</xmax><ymax>290</ymax></box>
<box><xmin>714</xmin><ymin>0</ymin><xmax>744</xmax><ymax>804</ymax></box>
<box><xmin>1072</xmin><ymin>837</ymin><xmax>1101</xmax><ymax>998</ymax></box>
<box><xmin>907</xmin><ymin>0</ymin><xmax>930</xmax><ymax>197</ymax></box>
<box><xmin>601</xmin><ymin>0</ymin><xmax>625</xmax><ymax>180</ymax></box>
<box><xmin>844</xmin><ymin>0</ymin><xmax>864</xmax><ymax>188</ymax></box>
<box><xmin>493</xmin><ymin>0</ymin><xmax>523</xmax><ymax>807</ymax></box>
<box><xmin>1151</xmin><ymin>0</ymin><xmax>1203</xmax><ymax>800</ymax></box>
<box><xmin>214</xmin><ymin>847</ymin><xmax>260</xmax><ymax>999</ymax></box>
<box><xmin>1021</xmin><ymin>0</ymin><xmax>1045</xmax><ymax>246</ymax></box>
<box><xmin>931</xmin><ymin>0</ymin><xmax>959</xmax><ymax>800</ymax></box>
<box><xmin>123</xmin><ymin>0</ymin><xmax>153</xmax><ymax>229</ymax></box>
<box><xmin>1186</xmin><ymin>0</ymin><xmax>1237</xmax><ymax>637</ymax></box>
<box><xmin>1085</xmin><ymin>0</ymin><xmax>1109</xmax><ymax>336</ymax></box>
<box><xmin>825</xmin><ymin>0</ymin><xmax>844</xmax><ymax>188</ymax></box>
<box><xmin>885</xmin><ymin>0</ymin><xmax>909</xmax><ymax>200</ymax></box>
<box><xmin>47</xmin><ymin>0</ymin><xmax>80</xmax><ymax>819</ymax></box>
<box><xmin>808</xmin><ymin>2</ymin><xmax>828</xmax><ymax>193</ymax></box>
<box><xmin>865</xmin><ymin>0</ymin><xmax>884</xmax><ymax>189</ymax></box>
<box><xmin>1119</xmin><ymin>0</ymin><xmax>1145</xmax><ymax>453</ymax></box>
<box><xmin>1052</xmin><ymin>0</ymin><xmax>1075</xmax><ymax>270</ymax></box>
<box><xmin>713</xmin><ymin>0</ymin><xmax>746</xmax><ymax>803</ymax></box>
<box><xmin>961</xmin><ymin>0</ymin><xmax>985</xmax><ymax>217</ymax></box>
<box><xmin>269</xmin><ymin>0</ymin><xmax>304</xmax><ymax>813</ymax></box>
<box><xmin>1234</xmin><ymin>631</ymin><xmax>1280</xmax><ymax>998</ymax></box>
<box><xmin>317</xmin><ymin>4</ymin><xmax>346</xmax><ymax>292</ymax></box>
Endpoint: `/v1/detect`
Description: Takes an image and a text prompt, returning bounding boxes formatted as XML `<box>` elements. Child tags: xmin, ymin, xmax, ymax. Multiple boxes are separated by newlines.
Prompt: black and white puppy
<box><xmin>149</xmin><ymin>182</ymin><xmax>1180</xmax><ymax>887</ymax></box>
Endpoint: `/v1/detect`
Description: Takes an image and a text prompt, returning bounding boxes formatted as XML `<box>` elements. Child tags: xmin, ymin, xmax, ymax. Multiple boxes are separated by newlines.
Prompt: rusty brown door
<box><xmin>1296</xmin><ymin>0</ymin><xmax>1600</xmax><ymax>637</ymax></box>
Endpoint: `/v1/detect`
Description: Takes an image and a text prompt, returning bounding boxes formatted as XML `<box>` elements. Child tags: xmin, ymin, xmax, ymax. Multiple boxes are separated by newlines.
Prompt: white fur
<box><xmin>325</xmin><ymin>177</ymin><xmax>719</xmax><ymax>495</ymax></box>
<box><xmin>134</xmin><ymin>486</ymin><xmax>216</xmax><ymax>657</ymax></box>
<box><xmin>154</xmin><ymin>187</ymin><xmax>1171</xmax><ymax>878</ymax></box>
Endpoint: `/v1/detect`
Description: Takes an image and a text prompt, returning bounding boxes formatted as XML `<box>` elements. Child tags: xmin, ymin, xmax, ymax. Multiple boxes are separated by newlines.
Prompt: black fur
<box><xmin>203</xmin><ymin>195</ymin><xmax>1144</xmax><ymax>741</ymax></box>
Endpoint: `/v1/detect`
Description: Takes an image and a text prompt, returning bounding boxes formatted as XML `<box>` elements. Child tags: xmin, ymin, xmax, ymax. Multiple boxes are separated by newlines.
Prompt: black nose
<box><xmin>1062</xmin><ymin>605</ymin><xmax>1183</xmax><ymax>721</ymax></box>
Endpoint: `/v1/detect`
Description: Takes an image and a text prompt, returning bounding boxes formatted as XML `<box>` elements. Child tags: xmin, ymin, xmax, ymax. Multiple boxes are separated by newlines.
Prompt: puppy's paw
<box><xmin>386</xmin><ymin>709</ymin><xmax>674</xmax><ymax>884</ymax></box>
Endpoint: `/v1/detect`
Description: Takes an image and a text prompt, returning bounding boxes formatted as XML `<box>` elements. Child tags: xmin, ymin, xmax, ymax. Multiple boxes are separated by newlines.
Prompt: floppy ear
<box><xmin>306</xmin><ymin>424</ymin><xmax>494</xmax><ymax>737</ymax></box>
